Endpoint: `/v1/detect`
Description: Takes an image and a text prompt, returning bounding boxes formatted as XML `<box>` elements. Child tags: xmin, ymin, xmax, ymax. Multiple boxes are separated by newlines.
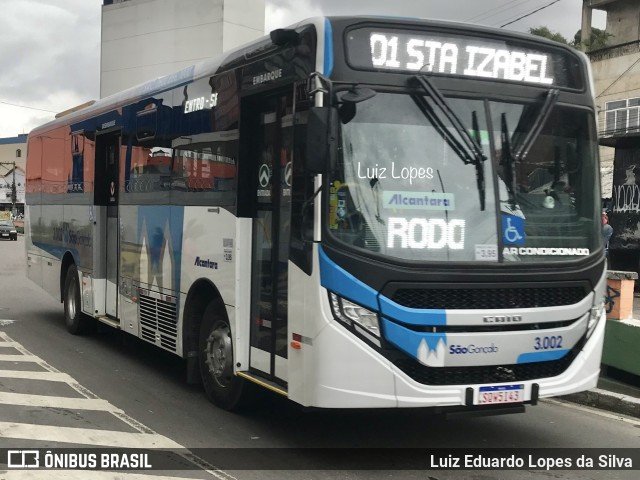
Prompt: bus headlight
<box><xmin>587</xmin><ymin>299</ymin><xmax>605</xmax><ymax>339</ymax></box>
<box><xmin>329</xmin><ymin>293</ymin><xmax>381</xmax><ymax>339</ymax></box>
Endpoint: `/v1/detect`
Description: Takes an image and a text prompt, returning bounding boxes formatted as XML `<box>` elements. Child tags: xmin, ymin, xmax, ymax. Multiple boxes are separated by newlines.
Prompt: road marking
<box><xmin>0</xmin><ymin>472</ymin><xmax>203</xmax><ymax>480</ymax></box>
<box><xmin>0</xmin><ymin>392</ymin><xmax>123</xmax><ymax>412</ymax></box>
<box><xmin>0</xmin><ymin>422</ymin><xmax>183</xmax><ymax>448</ymax></box>
<box><xmin>0</xmin><ymin>333</ymin><xmax>234</xmax><ymax>479</ymax></box>
<box><xmin>544</xmin><ymin>398</ymin><xmax>640</xmax><ymax>426</ymax></box>
<box><xmin>0</xmin><ymin>354</ymin><xmax>40</xmax><ymax>362</ymax></box>
<box><xmin>0</xmin><ymin>370</ymin><xmax>75</xmax><ymax>382</ymax></box>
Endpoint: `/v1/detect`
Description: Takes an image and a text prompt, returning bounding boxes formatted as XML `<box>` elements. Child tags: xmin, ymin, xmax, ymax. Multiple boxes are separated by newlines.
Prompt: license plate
<box><xmin>477</xmin><ymin>384</ymin><xmax>524</xmax><ymax>405</ymax></box>
<box><xmin>1</xmin><ymin>233</ymin><xmax>8</xmax><ymax>237</ymax></box>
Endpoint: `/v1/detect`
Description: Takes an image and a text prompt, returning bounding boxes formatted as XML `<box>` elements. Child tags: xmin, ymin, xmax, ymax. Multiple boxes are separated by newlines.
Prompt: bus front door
<box><xmin>248</xmin><ymin>92</ymin><xmax>293</xmax><ymax>386</ymax></box>
<box><xmin>95</xmin><ymin>131</ymin><xmax>120</xmax><ymax>319</ymax></box>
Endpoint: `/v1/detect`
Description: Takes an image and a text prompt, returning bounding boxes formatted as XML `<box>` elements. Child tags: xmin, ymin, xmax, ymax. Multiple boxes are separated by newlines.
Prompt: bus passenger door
<box><xmin>95</xmin><ymin>131</ymin><xmax>120</xmax><ymax>319</ymax></box>
<box><xmin>247</xmin><ymin>91</ymin><xmax>294</xmax><ymax>385</ymax></box>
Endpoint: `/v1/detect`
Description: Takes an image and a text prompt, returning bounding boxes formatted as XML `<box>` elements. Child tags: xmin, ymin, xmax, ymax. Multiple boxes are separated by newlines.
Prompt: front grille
<box><xmin>393</xmin><ymin>345</ymin><xmax>580</xmax><ymax>386</ymax></box>
<box><xmin>391</xmin><ymin>286</ymin><xmax>586</xmax><ymax>310</ymax></box>
<box><xmin>139</xmin><ymin>293</ymin><xmax>178</xmax><ymax>353</ymax></box>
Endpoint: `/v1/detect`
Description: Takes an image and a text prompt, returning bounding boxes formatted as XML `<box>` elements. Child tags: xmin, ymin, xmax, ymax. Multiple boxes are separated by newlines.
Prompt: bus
<box><xmin>26</xmin><ymin>16</ymin><xmax>605</xmax><ymax>413</ymax></box>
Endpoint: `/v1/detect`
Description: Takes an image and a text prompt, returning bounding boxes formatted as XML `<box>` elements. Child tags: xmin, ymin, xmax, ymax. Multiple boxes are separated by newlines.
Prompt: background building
<box><xmin>582</xmin><ymin>0</ymin><xmax>640</xmax><ymax>197</ymax></box>
<box><xmin>101</xmin><ymin>0</ymin><xmax>266</xmax><ymax>97</ymax></box>
<box><xmin>0</xmin><ymin>135</ymin><xmax>27</xmax><ymax>215</ymax></box>
<box><xmin>582</xmin><ymin>0</ymin><xmax>640</xmax><ymax>268</ymax></box>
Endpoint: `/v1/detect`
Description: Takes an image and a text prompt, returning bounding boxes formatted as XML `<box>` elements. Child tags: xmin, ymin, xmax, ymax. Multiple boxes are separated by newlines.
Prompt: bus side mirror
<box><xmin>305</xmin><ymin>106</ymin><xmax>338</xmax><ymax>174</ymax></box>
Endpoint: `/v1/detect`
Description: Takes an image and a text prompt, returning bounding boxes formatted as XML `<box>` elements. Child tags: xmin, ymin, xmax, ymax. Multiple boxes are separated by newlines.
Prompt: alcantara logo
<box><xmin>449</xmin><ymin>344</ymin><xmax>499</xmax><ymax>354</ymax></box>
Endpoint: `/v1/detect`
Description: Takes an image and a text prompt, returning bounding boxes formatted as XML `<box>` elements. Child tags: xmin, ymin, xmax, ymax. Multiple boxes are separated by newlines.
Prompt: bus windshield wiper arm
<box><xmin>513</xmin><ymin>89</ymin><xmax>559</xmax><ymax>162</ymax></box>
<box><xmin>412</xmin><ymin>74</ymin><xmax>487</xmax><ymax>210</ymax></box>
<box><xmin>500</xmin><ymin>113</ymin><xmax>517</xmax><ymax>208</ymax></box>
<box><xmin>501</xmin><ymin>88</ymin><xmax>559</xmax><ymax>208</ymax></box>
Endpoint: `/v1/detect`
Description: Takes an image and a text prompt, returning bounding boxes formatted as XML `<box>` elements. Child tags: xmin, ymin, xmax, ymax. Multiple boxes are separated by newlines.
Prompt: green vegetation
<box><xmin>528</xmin><ymin>26</ymin><xmax>613</xmax><ymax>52</ymax></box>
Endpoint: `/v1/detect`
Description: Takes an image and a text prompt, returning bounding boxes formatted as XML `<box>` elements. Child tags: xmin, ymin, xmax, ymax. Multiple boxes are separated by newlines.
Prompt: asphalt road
<box><xmin>0</xmin><ymin>236</ymin><xmax>638</xmax><ymax>480</ymax></box>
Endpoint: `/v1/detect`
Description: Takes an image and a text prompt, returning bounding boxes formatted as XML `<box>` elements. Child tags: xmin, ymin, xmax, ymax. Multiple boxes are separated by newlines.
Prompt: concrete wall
<box><xmin>592</xmin><ymin>49</ymin><xmax>640</xmax><ymax>126</ymax></box>
<box><xmin>603</xmin><ymin>0</ymin><xmax>640</xmax><ymax>46</ymax></box>
<box><xmin>582</xmin><ymin>0</ymin><xmax>640</xmax><ymax>196</ymax></box>
<box><xmin>591</xmin><ymin>49</ymin><xmax>640</xmax><ymax>196</ymax></box>
<box><xmin>101</xmin><ymin>0</ymin><xmax>265</xmax><ymax>97</ymax></box>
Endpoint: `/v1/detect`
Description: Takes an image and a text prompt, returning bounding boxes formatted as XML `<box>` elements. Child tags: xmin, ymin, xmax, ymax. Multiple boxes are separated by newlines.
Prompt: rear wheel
<box><xmin>63</xmin><ymin>264</ymin><xmax>91</xmax><ymax>334</ymax></box>
<box><xmin>199</xmin><ymin>301</ymin><xmax>249</xmax><ymax>410</ymax></box>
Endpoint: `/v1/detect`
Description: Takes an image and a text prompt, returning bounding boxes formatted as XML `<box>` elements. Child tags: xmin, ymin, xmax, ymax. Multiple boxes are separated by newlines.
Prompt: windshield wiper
<box><xmin>500</xmin><ymin>113</ymin><xmax>517</xmax><ymax>208</ymax></box>
<box><xmin>513</xmin><ymin>89</ymin><xmax>559</xmax><ymax>162</ymax></box>
<box><xmin>501</xmin><ymin>89</ymin><xmax>559</xmax><ymax>207</ymax></box>
<box><xmin>412</xmin><ymin>74</ymin><xmax>487</xmax><ymax>210</ymax></box>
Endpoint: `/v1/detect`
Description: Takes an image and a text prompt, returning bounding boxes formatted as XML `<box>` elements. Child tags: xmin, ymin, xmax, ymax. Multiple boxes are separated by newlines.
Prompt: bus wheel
<box><xmin>199</xmin><ymin>302</ymin><xmax>247</xmax><ymax>410</ymax></box>
<box><xmin>63</xmin><ymin>264</ymin><xmax>91</xmax><ymax>335</ymax></box>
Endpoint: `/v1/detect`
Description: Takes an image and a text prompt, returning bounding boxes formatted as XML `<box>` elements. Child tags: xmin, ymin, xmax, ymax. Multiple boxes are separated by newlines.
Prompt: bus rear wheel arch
<box><xmin>63</xmin><ymin>264</ymin><xmax>93</xmax><ymax>335</ymax></box>
<box><xmin>199</xmin><ymin>301</ymin><xmax>249</xmax><ymax>411</ymax></box>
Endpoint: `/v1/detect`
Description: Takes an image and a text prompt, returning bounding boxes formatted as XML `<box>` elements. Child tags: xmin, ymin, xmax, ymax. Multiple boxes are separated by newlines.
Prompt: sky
<box><xmin>0</xmin><ymin>0</ymin><xmax>606</xmax><ymax>138</ymax></box>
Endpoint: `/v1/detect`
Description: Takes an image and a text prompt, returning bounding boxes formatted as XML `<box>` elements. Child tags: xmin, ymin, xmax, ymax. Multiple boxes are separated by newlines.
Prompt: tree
<box><xmin>528</xmin><ymin>26</ymin><xmax>568</xmax><ymax>45</ymax></box>
<box><xmin>529</xmin><ymin>25</ymin><xmax>613</xmax><ymax>52</ymax></box>
<box><xmin>573</xmin><ymin>27</ymin><xmax>613</xmax><ymax>51</ymax></box>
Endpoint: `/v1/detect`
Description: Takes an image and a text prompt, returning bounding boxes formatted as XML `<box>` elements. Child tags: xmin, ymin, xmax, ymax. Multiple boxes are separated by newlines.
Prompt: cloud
<box><xmin>0</xmin><ymin>0</ymin><xmax>100</xmax><ymax>136</ymax></box>
<box><xmin>266</xmin><ymin>0</ymin><xmax>323</xmax><ymax>31</ymax></box>
<box><xmin>265</xmin><ymin>0</ymin><xmax>589</xmax><ymax>40</ymax></box>
<box><xmin>0</xmin><ymin>0</ymin><xmax>603</xmax><ymax>138</ymax></box>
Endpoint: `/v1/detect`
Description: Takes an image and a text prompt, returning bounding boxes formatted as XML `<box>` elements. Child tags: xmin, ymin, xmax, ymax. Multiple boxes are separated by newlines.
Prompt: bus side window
<box><xmin>170</xmin><ymin>137</ymin><xmax>238</xmax><ymax>207</ymax></box>
<box><xmin>122</xmin><ymin>98</ymin><xmax>174</xmax><ymax>204</ymax></box>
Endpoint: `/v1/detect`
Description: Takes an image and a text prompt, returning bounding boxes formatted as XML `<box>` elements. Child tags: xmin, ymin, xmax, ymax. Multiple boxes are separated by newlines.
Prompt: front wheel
<box><xmin>63</xmin><ymin>264</ymin><xmax>92</xmax><ymax>334</ymax></box>
<box><xmin>199</xmin><ymin>302</ymin><xmax>249</xmax><ymax>410</ymax></box>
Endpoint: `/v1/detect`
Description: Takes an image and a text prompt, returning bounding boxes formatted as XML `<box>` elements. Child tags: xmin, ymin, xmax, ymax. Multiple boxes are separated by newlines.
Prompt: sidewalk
<box><xmin>559</xmin><ymin>297</ymin><xmax>640</xmax><ymax>418</ymax></box>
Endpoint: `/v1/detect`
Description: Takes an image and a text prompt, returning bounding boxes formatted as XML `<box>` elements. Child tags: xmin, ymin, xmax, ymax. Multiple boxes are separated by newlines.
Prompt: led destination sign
<box><xmin>346</xmin><ymin>28</ymin><xmax>581</xmax><ymax>88</ymax></box>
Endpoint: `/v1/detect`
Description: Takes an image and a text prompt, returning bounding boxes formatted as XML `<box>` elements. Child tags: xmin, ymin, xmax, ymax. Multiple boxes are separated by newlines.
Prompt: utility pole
<box><xmin>12</xmin><ymin>162</ymin><xmax>16</xmax><ymax>216</ymax></box>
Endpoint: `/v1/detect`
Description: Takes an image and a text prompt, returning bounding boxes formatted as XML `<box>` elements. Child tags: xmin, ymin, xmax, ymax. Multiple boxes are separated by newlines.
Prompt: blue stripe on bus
<box><xmin>516</xmin><ymin>349</ymin><xmax>570</xmax><ymax>364</ymax></box>
<box><xmin>137</xmin><ymin>205</ymin><xmax>184</xmax><ymax>295</ymax></box>
<box><xmin>324</xmin><ymin>18</ymin><xmax>334</xmax><ymax>76</ymax></box>
<box><xmin>382</xmin><ymin>318</ymin><xmax>447</xmax><ymax>360</ymax></box>
<box><xmin>32</xmin><ymin>242</ymin><xmax>78</xmax><ymax>263</ymax></box>
<box><xmin>318</xmin><ymin>245</ymin><xmax>377</xmax><ymax>310</ymax></box>
<box><xmin>379</xmin><ymin>295</ymin><xmax>446</xmax><ymax>326</ymax></box>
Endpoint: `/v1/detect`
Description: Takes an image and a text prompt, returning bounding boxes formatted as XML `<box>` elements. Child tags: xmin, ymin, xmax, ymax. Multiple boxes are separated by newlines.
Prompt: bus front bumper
<box><xmin>301</xmin><ymin>311</ymin><xmax>605</xmax><ymax>409</ymax></box>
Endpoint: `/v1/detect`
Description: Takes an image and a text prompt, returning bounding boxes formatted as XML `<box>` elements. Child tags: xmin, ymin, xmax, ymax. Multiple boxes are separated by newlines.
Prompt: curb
<box><xmin>560</xmin><ymin>388</ymin><xmax>640</xmax><ymax>418</ymax></box>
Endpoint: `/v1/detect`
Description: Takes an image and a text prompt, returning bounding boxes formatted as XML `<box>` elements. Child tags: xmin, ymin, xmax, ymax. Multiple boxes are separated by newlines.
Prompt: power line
<box><xmin>479</xmin><ymin>0</ymin><xmax>547</xmax><ymax>27</ymax></box>
<box><xmin>0</xmin><ymin>100</ymin><xmax>57</xmax><ymax>114</ymax></box>
<box><xmin>500</xmin><ymin>0</ymin><xmax>563</xmax><ymax>28</ymax></box>
<box><xmin>596</xmin><ymin>85</ymin><xmax>640</xmax><ymax>98</ymax></box>
<box><xmin>490</xmin><ymin>0</ymin><xmax>554</xmax><ymax>28</ymax></box>
<box><xmin>597</xmin><ymin>57</ymin><xmax>640</xmax><ymax>98</ymax></box>
<box><xmin>465</xmin><ymin>0</ymin><xmax>530</xmax><ymax>23</ymax></box>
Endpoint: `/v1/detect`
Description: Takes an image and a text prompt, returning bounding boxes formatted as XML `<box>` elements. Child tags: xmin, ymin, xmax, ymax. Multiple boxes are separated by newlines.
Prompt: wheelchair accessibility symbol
<box><xmin>502</xmin><ymin>215</ymin><xmax>525</xmax><ymax>245</ymax></box>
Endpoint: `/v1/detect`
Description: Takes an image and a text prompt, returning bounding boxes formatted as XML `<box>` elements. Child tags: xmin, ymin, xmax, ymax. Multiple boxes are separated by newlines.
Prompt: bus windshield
<box><xmin>327</xmin><ymin>91</ymin><xmax>600</xmax><ymax>263</ymax></box>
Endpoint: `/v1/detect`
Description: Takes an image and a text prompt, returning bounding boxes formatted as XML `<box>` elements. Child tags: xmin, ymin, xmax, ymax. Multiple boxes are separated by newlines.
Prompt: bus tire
<box><xmin>199</xmin><ymin>302</ymin><xmax>248</xmax><ymax>411</ymax></box>
<box><xmin>63</xmin><ymin>264</ymin><xmax>91</xmax><ymax>335</ymax></box>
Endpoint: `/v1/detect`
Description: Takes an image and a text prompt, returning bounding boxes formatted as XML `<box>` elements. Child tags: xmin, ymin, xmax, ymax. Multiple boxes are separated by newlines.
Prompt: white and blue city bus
<box><xmin>26</xmin><ymin>16</ymin><xmax>606</xmax><ymax>413</ymax></box>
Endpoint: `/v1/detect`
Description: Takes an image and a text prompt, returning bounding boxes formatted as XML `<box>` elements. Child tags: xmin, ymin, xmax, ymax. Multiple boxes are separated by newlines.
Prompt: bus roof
<box><xmin>29</xmin><ymin>15</ymin><xmax>581</xmax><ymax>137</ymax></box>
